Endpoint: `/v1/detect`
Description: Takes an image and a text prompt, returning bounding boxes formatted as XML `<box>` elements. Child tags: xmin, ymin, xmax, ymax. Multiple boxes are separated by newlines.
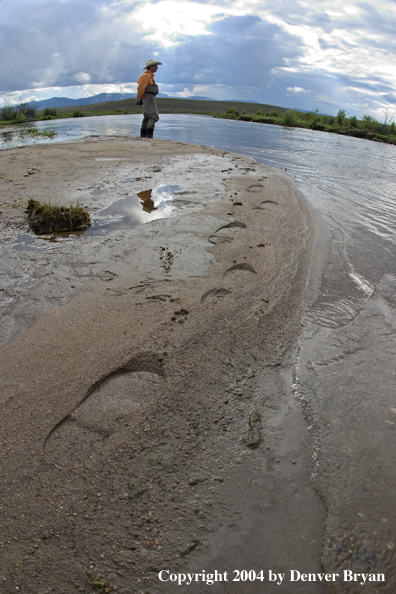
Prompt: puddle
<box><xmin>11</xmin><ymin>233</ymin><xmax>41</xmax><ymax>251</ymax></box>
<box><xmin>11</xmin><ymin>232</ymin><xmax>71</xmax><ymax>250</ymax></box>
<box><xmin>85</xmin><ymin>184</ymin><xmax>181</xmax><ymax>237</ymax></box>
<box><xmin>11</xmin><ymin>184</ymin><xmax>182</xmax><ymax>249</ymax></box>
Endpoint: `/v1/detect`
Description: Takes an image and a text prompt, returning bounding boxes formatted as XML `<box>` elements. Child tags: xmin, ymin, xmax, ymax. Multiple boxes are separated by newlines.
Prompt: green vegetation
<box><xmin>41</xmin><ymin>97</ymin><xmax>286</xmax><ymax>119</ymax></box>
<box><xmin>18</xmin><ymin>128</ymin><xmax>57</xmax><ymax>139</ymax></box>
<box><xmin>216</xmin><ymin>106</ymin><xmax>396</xmax><ymax>144</ymax></box>
<box><xmin>337</xmin><ymin>109</ymin><xmax>346</xmax><ymax>125</ymax></box>
<box><xmin>86</xmin><ymin>572</ymin><xmax>112</xmax><ymax>591</ymax></box>
<box><xmin>72</xmin><ymin>109</ymin><xmax>85</xmax><ymax>118</ymax></box>
<box><xmin>0</xmin><ymin>103</ymin><xmax>37</xmax><ymax>125</ymax></box>
<box><xmin>282</xmin><ymin>110</ymin><xmax>297</xmax><ymax>127</ymax></box>
<box><xmin>1</xmin><ymin>98</ymin><xmax>395</xmax><ymax>145</ymax></box>
<box><xmin>26</xmin><ymin>199</ymin><xmax>91</xmax><ymax>234</ymax></box>
<box><xmin>42</xmin><ymin>107</ymin><xmax>58</xmax><ymax>120</ymax></box>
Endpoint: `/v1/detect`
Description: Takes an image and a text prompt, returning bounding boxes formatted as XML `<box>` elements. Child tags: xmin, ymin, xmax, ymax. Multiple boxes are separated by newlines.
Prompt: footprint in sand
<box><xmin>201</xmin><ymin>288</ymin><xmax>232</xmax><ymax>303</ymax></box>
<box><xmin>208</xmin><ymin>220</ymin><xmax>246</xmax><ymax>244</ymax></box>
<box><xmin>225</xmin><ymin>263</ymin><xmax>257</xmax><ymax>275</ymax></box>
<box><xmin>253</xmin><ymin>200</ymin><xmax>278</xmax><ymax>210</ymax></box>
<box><xmin>44</xmin><ymin>353</ymin><xmax>164</xmax><ymax>466</ymax></box>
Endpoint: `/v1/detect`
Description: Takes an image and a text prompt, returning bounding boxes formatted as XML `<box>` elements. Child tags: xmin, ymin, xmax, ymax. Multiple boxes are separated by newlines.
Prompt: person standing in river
<box><xmin>137</xmin><ymin>59</ymin><xmax>162</xmax><ymax>138</ymax></box>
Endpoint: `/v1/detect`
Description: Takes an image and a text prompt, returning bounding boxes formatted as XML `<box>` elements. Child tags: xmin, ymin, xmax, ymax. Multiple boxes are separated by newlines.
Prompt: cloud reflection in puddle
<box><xmin>11</xmin><ymin>184</ymin><xmax>182</xmax><ymax>249</ymax></box>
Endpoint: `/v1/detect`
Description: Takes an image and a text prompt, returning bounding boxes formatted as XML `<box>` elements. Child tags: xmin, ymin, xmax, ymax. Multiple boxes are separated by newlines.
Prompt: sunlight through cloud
<box><xmin>124</xmin><ymin>1</ymin><xmax>229</xmax><ymax>47</ymax></box>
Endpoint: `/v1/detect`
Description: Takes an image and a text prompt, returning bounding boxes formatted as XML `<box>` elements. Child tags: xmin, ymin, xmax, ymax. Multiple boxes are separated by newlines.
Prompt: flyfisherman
<box><xmin>137</xmin><ymin>59</ymin><xmax>162</xmax><ymax>138</ymax></box>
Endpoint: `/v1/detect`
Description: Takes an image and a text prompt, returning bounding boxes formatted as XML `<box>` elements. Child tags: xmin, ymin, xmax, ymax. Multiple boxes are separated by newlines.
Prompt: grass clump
<box><xmin>26</xmin><ymin>199</ymin><xmax>91</xmax><ymax>234</ymax></box>
<box><xmin>19</xmin><ymin>128</ymin><xmax>57</xmax><ymax>139</ymax></box>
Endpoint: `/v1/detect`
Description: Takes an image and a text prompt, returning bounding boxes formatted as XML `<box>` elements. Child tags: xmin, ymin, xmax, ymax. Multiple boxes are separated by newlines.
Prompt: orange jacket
<box><xmin>137</xmin><ymin>70</ymin><xmax>155</xmax><ymax>99</ymax></box>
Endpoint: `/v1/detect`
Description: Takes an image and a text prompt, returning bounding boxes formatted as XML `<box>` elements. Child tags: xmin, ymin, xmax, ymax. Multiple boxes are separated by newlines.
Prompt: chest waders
<box><xmin>141</xmin><ymin>84</ymin><xmax>159</xmax><ymax>138</ymax></box>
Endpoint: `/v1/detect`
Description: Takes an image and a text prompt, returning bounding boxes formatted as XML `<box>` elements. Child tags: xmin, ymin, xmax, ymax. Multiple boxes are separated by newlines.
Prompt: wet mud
<box><xmin>295</xmin><ymin>226</ymin><xmax>396</xmax><ymax>593</ymax></box>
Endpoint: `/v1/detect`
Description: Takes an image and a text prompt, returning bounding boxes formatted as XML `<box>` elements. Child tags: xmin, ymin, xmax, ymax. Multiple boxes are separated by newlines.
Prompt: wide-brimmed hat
<box><xmin>144</xmin><ymin>59</ymin><xmax>162</xmax><ymax>69</ymax></box>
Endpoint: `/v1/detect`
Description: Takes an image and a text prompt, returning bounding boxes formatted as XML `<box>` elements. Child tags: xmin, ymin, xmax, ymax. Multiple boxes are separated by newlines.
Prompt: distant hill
<box><xmin>183</xmin><ymin>96</ymin><xmax>213</xmax><ymax>101</ymax></box>
<box><xmin>184</xmin><ymin>96</ymin><xmax>257</xmax><ymax>102</ymax></box>
<box><xmin>31</xmin><ymin>92</ymin><xmax>171</xmax><ymax>109</ymax></box>
<box><xmin>227</xmin><ymin>99</ymin><xmax>258</xmax><ymax>103</ymax></box>
<box><xmin>30</xmin><ymin>93</ymin><xmax>262</xmax><ymax>109</ymax></box>
<box><xmin>31</xmin><ymin>93</ymin><xmax>135</xmax><ymax>109</ymax></box>
<box><xmin>292</xmin><ymin>107</ymin><xmax>330</xmax><ymax>116</ymax></box>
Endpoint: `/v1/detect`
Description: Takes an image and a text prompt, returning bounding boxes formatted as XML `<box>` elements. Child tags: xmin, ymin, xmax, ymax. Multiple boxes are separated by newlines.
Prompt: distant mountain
<box><xmin>31</xmin><ymin>93</ymin><xmax>213</xmax><ymax>109</ymax></box>
<box><xmin>30</xmin><ymin>93</ymin><xmax>262</xmax><ymax>109</ymax></box>
<box><xmin>180</xmin><ymin>96</ymin><xmax>257</xmax><ymax>102</ymax></box>
<box><xmin>183</xmin><ymin>96</ymin><xmax>214</xmax><ymax>101</ymax></box>
<box><xmin>31</xmin><ymin>93</ymin><xmax>136</xmax><ymax>109</ymax></box>
<box><xmin>292</xmin><ymin>107</ymin><xmax>330</xmax><ymax>116</ymax></box>
<box><xmin>31</xmin><ymin>92</ymin><xmax>167</xmax><ymax>109</ymax></box>
<box><xmin>227</xmin><ymin>99</ymin><xmax>258</xmax><ymax>103</ymax></box>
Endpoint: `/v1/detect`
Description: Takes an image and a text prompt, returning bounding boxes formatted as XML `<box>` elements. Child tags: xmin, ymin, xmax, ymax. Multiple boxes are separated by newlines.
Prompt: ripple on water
<box><xmin>298</xmin><ymin>264</ymin><xmax>396</xmax><ymax>584</ymax></box>
<box><xmin>304</xmin><ymin>297</ymin><xmax>361</xmax><ymax>328</ymax></box>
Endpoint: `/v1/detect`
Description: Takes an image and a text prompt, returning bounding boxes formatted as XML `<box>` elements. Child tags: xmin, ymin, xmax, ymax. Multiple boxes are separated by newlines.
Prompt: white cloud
<box><xmin>287</xmin><ymin>86</ymin><xmax>309</xmax><ymax>94</ymax></box>
<box><xmin>74</xmin><ymin>72</ymin><xmax>91</xmax><ymax>83</ymax></box>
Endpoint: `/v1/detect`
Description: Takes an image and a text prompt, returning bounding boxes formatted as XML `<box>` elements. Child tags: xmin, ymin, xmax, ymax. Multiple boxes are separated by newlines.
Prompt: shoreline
<box><xmin>2</xmin><ymin>97</ymin><xmax>395</xmax><ymax>145</ymax></box>
<box><xmin>0</xmin><ymin>138</ymin><xmax>326</xmax><ymax>593</ymax></box>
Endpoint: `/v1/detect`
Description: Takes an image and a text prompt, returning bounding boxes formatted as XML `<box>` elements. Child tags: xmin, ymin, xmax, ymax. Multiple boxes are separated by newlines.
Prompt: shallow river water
<box><xmin>2</xmin><ymin>114</ymin><xmax>396</xmax><ymax>589</ymax></box>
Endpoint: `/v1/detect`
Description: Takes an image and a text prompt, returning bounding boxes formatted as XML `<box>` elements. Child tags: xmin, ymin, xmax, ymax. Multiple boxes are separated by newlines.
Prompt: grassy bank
<box><xmin>212</xmin><ymin>107</ymin><xmax>396</xmax><ymax>145</ymax></box>
<box><xmin>1</xmin><ymin>99</ymin><xmax>395</xmax><ymax>145</ymax></box>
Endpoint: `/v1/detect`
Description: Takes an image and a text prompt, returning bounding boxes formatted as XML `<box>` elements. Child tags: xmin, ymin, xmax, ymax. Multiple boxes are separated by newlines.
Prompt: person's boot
<box><xmin>146</xmin><ymin>126</ymin><xmax>154</xmax><ymax>138</ymax></box>
<box><xmin>140</xmin><ymin>115</ymin><xmax>149</xmax><ymax>138</ymax></box>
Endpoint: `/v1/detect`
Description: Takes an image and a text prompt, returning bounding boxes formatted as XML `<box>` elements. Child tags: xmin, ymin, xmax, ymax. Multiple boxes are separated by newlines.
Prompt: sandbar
<box><xmin>0</xmin><ymin>137</ymin><xmax>326</xmax><ymax>593</ymax></box>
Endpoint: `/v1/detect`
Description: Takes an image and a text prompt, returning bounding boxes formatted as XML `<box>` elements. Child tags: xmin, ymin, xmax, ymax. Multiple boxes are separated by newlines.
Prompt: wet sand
<box><xmin>0</xmin><ymin>138</ymin><xmax>326</xmax><ymax>593</ymax></box>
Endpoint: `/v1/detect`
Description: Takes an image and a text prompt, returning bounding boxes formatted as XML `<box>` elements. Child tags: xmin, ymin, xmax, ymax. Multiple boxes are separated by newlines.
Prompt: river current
<box><xmin>2</xmin><ymin>114</ymin><xmax>396</xmax><ymax>590</ymax></box>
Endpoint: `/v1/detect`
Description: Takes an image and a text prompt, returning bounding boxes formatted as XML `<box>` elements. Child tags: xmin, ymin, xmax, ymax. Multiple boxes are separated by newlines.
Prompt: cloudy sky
<box><xmin>2</xmin><ymin>0</ymin><xmax>396</xmax><ymax>119</ymax></box>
